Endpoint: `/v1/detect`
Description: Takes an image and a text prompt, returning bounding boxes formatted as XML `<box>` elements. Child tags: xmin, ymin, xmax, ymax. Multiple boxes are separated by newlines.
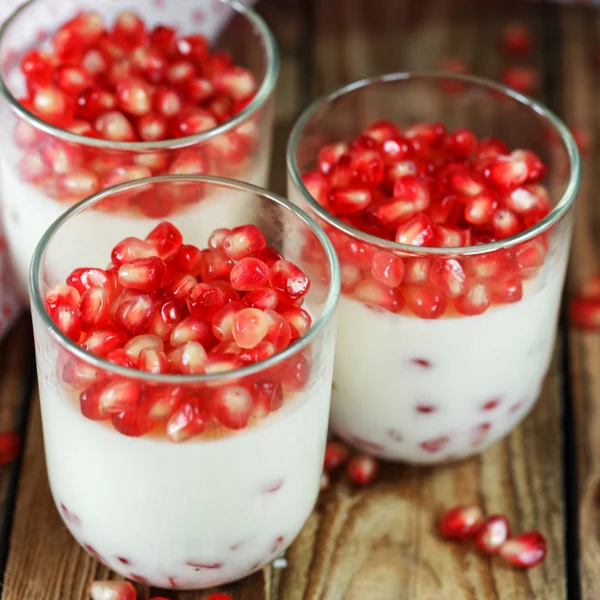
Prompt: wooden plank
<box><xmin>560</xmin><ymin>6</ymin><xmax>600</xmax><ymax>600</ymax></box>
<box><xmin>0</xmin><ymin>1</ymin><xmax>571</xmax><ymax>599</ymax></box>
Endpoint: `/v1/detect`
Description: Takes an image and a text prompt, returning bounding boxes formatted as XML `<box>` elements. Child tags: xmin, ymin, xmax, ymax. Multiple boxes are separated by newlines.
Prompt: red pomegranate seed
<box><xmin>174</xmin><ymin>33</ymin><xmax>210</xmax><ymax>63</ymax></box>
<box><xmin>222</xmin><ymin>225</ymin><xmax>266</xmax><ymax>260</ymax></box>
<box><xmin>112</xmin><ymin>409</ymin><xmax>153</xmax><ymax>437</ymax></box>
<box><xmin>231</xmin><ymin>308</ymin><xmax>269</xmax><ymax>349</ymax></box>
<box><xmin>94</xmin><ymin>111</ymin><xmax>136</xmax><ymax>141</ymax></box>
<box><xmin>21</xmin><ymin>50</ymin><xmax>55</xmax><ymax>85</ymax></box>
<box><xmin>32</xmin><ymin>85</ymin><xmax>73</xmax><ymax>126</ymax></box>
<box><xmin>131</xmin><ymin>45</ymin><xmax>167</xmax><ymax>84</ymax></box>
<box><xmin>76</xmin><ymin>85</ymin><xmax>116</xmax><ymax>120</ymax></box>
<box><xmin>66</xmin><ymin>119</ymin><xmax>96</xmax><ymax>137</ymax></box>
<box><xmin>570</xmin><ymin>296</ymin><xmax>600</xmax><ymax>330</ymax></box>
<box><xmin>269</xmin><ymin>260</ymin><xmax>310</xmax><ymax>303</ymax></box>
<box><xmin>78</xmin><ymin>287</ymin><xmax>110</xmax><ymax>329</ymax></box>
<box><xmin>14</xmin><ymin>120</ymin><xmax>45</xmax><ymax>149</ymax></box>
<box><xmin>403</xmin><ymin>258</ymin><xmax>431</xmax><ymax>286</ymax></box>
<box><xmin>492</xmin><ymin>207</ymin><xmax>523</xmax><ymax>239</ymax></box>
<box><xmin>50</xmin><ymin>305</ymin><xmax>81</xmax><ymax>341</ymax></box>
<box><xmin>277</xmin><ymin>304</ymin><xmax>312</xmax><ymax>337</ymax></box>
<box><xmin>118</xmin><ymin>257</ymin><xmax>166</xmax><ymax>292</ymax></box>
<box><xmin>475</xmin><ymin>515</ymin><xmax>511</xmax><ymax>554</ymax></box>
<box><xmin>393</xmin><ymin>175</ymin><xmax>431</xmax><ymax>210</ymax></box>
<box><xmin>515</xmin><ymin>238</ymin><xmax>546</xmax><ymax>277</ymax></box>
<box><xmin>57</xmin><ymin>169</ymin><xmax>100</xmax><ymax>199</ymax></box>
<box><xmin>262</xmin><ymin>309</ymin><xmax>291</xmax><ymax>351</ymax></box>
<box><xmin>301</xmin><ymin>171</ymin><xmax>330</xmax><ymax>206</ymax></box>
<box><xmin>432</xmin><ymin>224</ymin><xmax>468</xmax><ymax>248</ymax></box>
<box><xmin>105</xmin><ymin>349</ymin><xmax>135</xmax><ymax>369</ymax></box>
<box><xmin>89</xmin><ymin>580</ymin><xmax>136</xmax><ymax>600</ymax></box>
<box><xmin>328</xmin><ymin>186</ymin><xmax>373</xmax><ymax>214</ymax></box>
<box><xmin>19</xmin><ymin>151</ymin><xmax>50</xmax><ymax>183</ymax></box>
<box><xmin>464</xmin><ymin>192</ymin><xmax>498</xmax><ymax>225</ymax></box>
<box><xmin>149</xmin><ymin>24</ymin><xmax>176</xmax><ymax>53</ymax></box>
<box><xmin>395</xmin><ymin>214</ymin><xmax>434</xmax><ymax>246</ymax></box>
<box><xmin>213</xmin><ymin>66</ymin><xmax>256</xmax><ymax>101</ymax></box>
<box><xmin>213</xmin><ymin>385</ymin><xmax>253</xmax><ymax>429</ymax></box>
<box><xmin>405</xmin><ymin>122</ymin><xmax>446</xmax><ymax>147</ymax></box>
<box><xmin>81</xmin><ymin>327</ymin><xmax>129</xmax><ymax>357</ymax></box>
<box><xmin>447</xmin><ymin>168</ymin><xmax>485</xmax><ymax>198</ymax></box>
<box><xmin>243</xmin><ymin>288</ymin><xmax>279</xmax><ymax>311</ymax></box>
<box><xmin>111</xmin><ymin>237</ymin><xmax>158</xmax><ymax>267</ymax></box>
<box><xmin>122</xmin><ymin>332</ymin><xmax>163</xmax><ymax>361</ymax></box>
<box><xmin>490</xmin><ymin>277</ymin><xmax>523</xmax><ymax>304</ymax></box>
<box><xmin>99</xmin><ymin>380</ymin><xmax>142</xmax><ymax>414</ymax></box>
<box><xmin>354</xmin><ymin>278</ymin><xmax>401</xmax><ymax>312</ymax></box>
<box><xmin>485</xmin><ymin>153</ymin><xmax>529</xmax><ymax>190</ymax></box>
<box><xmin>501</xmin><ymin>22</ymin><xmax>533</xmax><ymax>56</ymax></box>
<box><xmin>173</xmin><ymin>341</ymin><xmax>208</xmax><ymax>374</ymax></box>
<box><xmin>499</xmin><ymin>532</ymin><xmax>547</xmax><ymax>568</ymax></box>
<box><xmin>154</xmin><ymin>86</ymin><xmax>183</xmax><ymax>118</ymax></box>
<box><xmin>116</xmin><ymin>77</ymin><xmax>154</xmax><ymax>116</ymax></box>
<box><xmin>439</xmin><ymin>505</ymin><xmax>484</xmax><ymax>538</ymax></box>
<box><xmin>145</xmin><ymin>222</ymin><xmax>183</xmax><ymax>260</ymax></box>
<box><xmin>350</xmin><ymin>149</ymin><xmax>384</xmax><ymax>186</ymax></box>
<box><xmin>373</xmin><ymin>198</ymin><xmax>416</xmax><ymax>229</ymax></box>
<box><xmin>404</xmin><ymin>285</ymin><xmax>447</xmax><ymax>319</ymax></box>
<box><xmin>204</xmin><ymin>352</ymin><xmax>243</xmax><ymax>374</ymax></box>
<box><xmin>166</xmin><ymin>61</ymin><xmax>197</xmax><ymax>86</ymax></box>
<box><xmin>501</xmin><ymin>66</ymin><xmax>539</xmax><ymax>95</ymax></box>
<box><xmin>46</xmin><ymin>284</ymin><xmax>81</xmax><ymax>312</ymax></box>
<box><xmin>324</xmin><ymin>440</ymin><xmax>350</xmax><ymax>471</ymax></box>
<box><xmin>363</xmin><ymin>120</ymin><xmax>400</xmax><ymax>144</ymax></box>
<box><xmin>139</xmin><ymin>347</ymin><xmax>169</xmax><ymax>374</ymax></box>
<box><xmin>149</xmin><ymin>300</ymin><xmax>180</xmax><ymax>340</ymax></box>
<box><xmin>169</xmin><ymin>316</ymin><xmax>214</xmax><ymax>348</ymax></box>
<box><xmin>455</xmin><ymin>282</ymin><xmax>491</xmax><ymax>316</ymax></box>
<box><xmin>166</xmin><ymin>403</ymin><xmax>207</xmax><ymax>442</ymax></box>
<box><xmin>55</xmin><ymin>66</ymin><xmax>92</xmax><ymax>95</ymax></box>
<box><xmin>137</xmin><ymin>113</ymin><xmax>167</xmax><ymax>141</ymax></box>
<box><xmin>160</xmin><ymin>274</ymin><xmax>196</xmax><ymax>307</ymax></box>
<box><xmin>115</xmin><ymin>294</ymin><xmax>154</xmax><ymax>335</ymax></box>
<box><xmin>0</xmin><ymin>432</ymin><xmax>20</xmax><ymax>464</ymax></box>
<box><xmin>251</xmin><ymin>377</ymin><xmax>283</xmax><ymax>417</ymax></box>
<box><xmin>346</xmin><ymin>454</ymin><xmax>379</xmax><ymax>486</ymax></box>
<box><xmin>429</xmin><ymin>258</ymin><xmax>467</xmax><ymax>298</ymax></box>
<box><xmin>340</xmin><ymin>263</ymin><xmax>361</xmax><ymax>293</ymax></box>
<box><xmin>230</xmin><ymin>257</ymin><xmax>270</xmax><ymax>291</ymax></box>
<box><xmin>80</xmin><ymin>381</ymin><xmax>109</xmax><ymax>421</ymax></box>
<box><xmin>82</xmin><ymin>48</ymin><xmax>108</xmax><ymax>77</ymax></box>
<box><xmin>370</xmin><ymin>251</ymin><xmax>404</xmax><ymax>288</ymax></box>
<box><xmin>112</xmin><ymin>11</ymin><xmax>147</xmax><ymax>49</ymax></box>
<box><xmin>279</xmin><ymin>353</ymin><xmax>311</xmax><ymax>392</ymax></box>
<box><xmin>579</xmin><ymin>273</ymin><xmax>600</xmax><ymax>298</ymax></box>
<box><xmin>188</xmin><ymin>283</ymin><xmax>226</xmax><ymax>321</ymax></box>
<box><xmin>40</xmin><ymin>140</ymin><xmax>84</xmax><ymax>175</ymax></box>
<box><xmin>211</xmin><ymin>302</ymin><xmax>244</xmax><ymax>342</ymax></box>
<box><xmin>446</xmin><ymin>128</ymin><xmax>478</xmax><ymax>157</ymax></box>
<box><xmin>199</xmin><ymin>250</ymin><xmax>235</xmax><ymax>282</ymax></box>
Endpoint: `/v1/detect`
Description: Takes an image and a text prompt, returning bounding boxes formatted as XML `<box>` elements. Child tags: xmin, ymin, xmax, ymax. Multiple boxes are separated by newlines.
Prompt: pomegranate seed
<box><xmin>363</xmin><ymin>120</ymin><xmax>401</xmax><ymax>144</ymax></box>
<box><xmin>350</xmin><ymin>149</ymin><xmax>384</xmax><ymax>186</ymax></box>
<box><xmin>62</xmin><ymin>356</ymin><xmax>102</xmax><ymax>388</ymax></box>
<box><xmin>40</xmin><ymin>140</ymin><xmax>84</xmax><ymax>174</ymax></box>
<box><xmin>82</xmin><ymin>48</ymin><xmax>108</xmax><ymax>77</ymax></box>
<box><xmin>221</xmin><ymin>225</ymin><xmax>266</xmax><ymax>260</ymax></box>
<box><xmin>346</xmin><ymin>454</ymin><xmax>379</xmax><ymax>486</ymax></box>
<box><xmin>188</xmin><ymin>283</ymin><xmax>226</xmax><ymax>321</ymax></box>
<box><xmin>340</xmin><ymin>263</ymin><xmax>362</xmax><ymax>293</ymax></box>
<box><xmin>175</xmin><ymin>341</ymin><xmax>209</xmax><ymax>374</ymax></box>
<box><xmin>149</xmin><ymin>300</ymin><xmax>180</xmax><ymax>340</ymax></box>
<box><xmin>116</xmin><ymin>77</ymin><xmax>154</xmax><ymax>116</ymax></box>
<box><xmin>501</xmin><ymin>22</ymin><xmax>533</xmax><ymax>56</ymax></box>
<box><xmin>149</xmin><ymin>24</ymin><xmax>176</xmax><ymax>54</ymax></box>
<box><xmin>55</xmin><ymin>66</ymin><xmax>92</xmax><ymax>95</ymax></box>
<box><xmin>78</xmin><ymin>287</ymin><xmax>110</xmax><ymax>329</ymax></box>
<box><xmin>242</xmin><ymin>288</ymin><xmax>278</xmax><ymax>311</ymax></box>
<box><xmin>80</xmin><ymin>381</ymin><xmax>109</xmax><ymax>421</ymax></box>
<box><xmin>485</xmin><ymin>153</ymin><xmax>529</xmax><ymax>190</ymax></box>
<box><xmin>112</xmin><ymin>237</ymin><xmax>158</xmax><ymax>267</ymax></box>
<box><xmin>579</xmin><ymin>273</ymin><xmax>600</xmax><ymax>298</ymax></box>
<box><xmin>81</xmin><ymin>327</ymin><xmax>129</xmax><ymax>357</ymax></box>
<box><xmin>403</xmin><ymin>258</ymin><xmax>431</xmax><ymax>286</ymax></box>
<box><xmin>490</xmin><ymin>277</ymin><xmax>523</xmax><ymax>304</ymax></box>
<box><xmin>115</xmin><ymin>294</ymin><xmax>154</xmax><ymax>335</ymax></box>
<box><xmin>171</xmin><ymin>316</ymin><xmax>214</xmax><ymax>348</ymax></box>
<box><xmin>212</xmin><ymin>385</ymin><xmax>253</xmax><ymax>429</ymax></box>
<box><xmin>252</xmin><ymin>247</ymin><xmax>284</xmax><ymax>269</ymax></box>
<box><xmin>324</xmin><ymin>440</ymin><xmax>350</xmax><ymax>471</ymax></box>
<box><xmin>160</xmin><ymin>274</ymin><xmax>196</xmax><ymax>306</ymax></box>
<box><xmin>118</xmin><ymin>257</ymin><xmax>166</xmax><ymax>292</ymax></box>
<box><xmin>501</xmin><ymin>66</ymin><xmax>539</xmax><ymax>95</ymax></box>
<box><xmin>395</xmin><ymin>214</ymin><xmax>434</xmax><ymax>246</ymax></box>
<box><xmin>112</xmin><ymin>409</ymin><xmax>153</xmax><ymax>437</ymax></box>
<box><xmin>204</xmin><ymin>353</ymin><xmax>243</xmax><ymax>374</ymax></box>
<box><xmin>14</xmin><ymin>120</ymin><xmax>45</xmax><ymax>149</ymax></box>
<box><xmin>370</xmin><ymin>251</ymin><xmax>404</xmax><ymax>288</ymax></box>
<box><xmin>112</xmin><ymin>11</ymin><xmax>147</xmax><ymax>50</ymax></box>
<box><xmin>21</xmin><ymin>50</ymin><xmax>55</xmax><ymax>85</ymax></box>
<box><xmin>446</xmin><ymin>168</ymin><xmax>485</xmax><ymax>198</ymax></box>
<box><xmin>32</xmin><ymin>85</ymin><xmax>73</xmax><ymax>126</ymax></box>
<box><xmin>229</xmin><ymin>257</ymin><xmax>270</xmax><ymax>291</ymax></box>
<box><xmin>76</xmin><ymin>86</ymin><xmax>116</xmax><ymax>120</ymax></box>
<box><xmin>131</xmin><ymin>46</ymin><xmax>167</xmax><ymax>84</ymax></box>
<box><xmin>261</xmin><ymin>309</ymin><xmax>291</xmax><ymax>351</ymax></box>
<box><xmin>95</xmin><ymin>111</ymin><xmax>136</xmax><ymax>141</ymax></box>
<box><xmin>570</xmin><ymin>296</ymin><xmax>600</xmax><ymax>330</ymax></box>
<box><xmin>145</xmin><ymin>222</ymin><xmax>183</xmax><ymax>260</ymax></box>
<box><xmin>211</xmin><ymin>302</ymin><xmax>244</xmax><ymax>342</ymax></box>
<box><xmin>515</xmin><ymin>238</ymin><xmax>546</xmax><ymax>277</ymax></box>
<box><xmin>231</xmin><ymin>308</ymin><xmax>269</xmax><ymax>349</ymax></box>
<box><xmin>475</xmin><ymin>515</ymin><xmax>511</xmax><ymax>553</ymax></box>
<box><xmin>89</xmin><ymin>580</ymin><xmax>136</xmax><ymax>600</ymax></box>
<box><xmin>50</xmin><ymin>305</ymin><xmax>81</xmax><ymax>341</ymax></box>
<box><xmin>105</xmin><ymin>349</ymin><xmax>135</xmax><ymax>369</ymax></box>
<box><xmin>213</xmin><ymin>66</ymin><xmax>256</xmax><ymax>101</ymax></box>
<box><xmin>432</xmin><ymin>224</ymin><xmax>467</xmax><ymax>248</ymax></box>
<box><xmin>280</xmin><ymin>353</ymin><xmax>311</xmax><ymax>392</ymax></box>
<box><xmin>354</xmin><ymin>278</ymin><xmax>401</xmax><ymax>312</ymax></box>
<box><xmin>166</xmin><ymin>403</ymin><xmax>207</xmax><ymax>442</ymax></box>
<box><xmin>446</xmin><ymin>128</ymin><xmax>478</xmax><ymax>157</ymax></box>
<box><xmin>317</xmin><ymin>143</ymin><xmax>349</xmax><ymax>175</ymax></box>
<box><xmin>439</xmin><ymin>505</ymin><xmax>484</xmax><ymax>538</ymax></box>
<box><xmin>175</xmin><ymin>34</ymin><xmax>210</xmax><ymax>64</ymax></box>
<box><xmin>404</xmin><ymin>285</ymin><xmax>447</xmax><ymax>319</ymax></box>
<box><xmin>166</xmin><ymin>61</ymin><xmax>197</xmax><ymax>86</ymax></box>
<box><xmin>185</xmin><ymin>77</ymin><xmax>215</xmax><ymax>104</ymax></box>
<box><xmin>252</xmin><ymin>378</ymin><xmax>283</xmax><ymax>417</ymax></box>
<box><xmin>57</xmin><ymin>169</ymin><xmax>100</xmax><ymax>200</ymax></box>
<box><xmin>277</xmin><ymin>304</ymin><xmax>312</xmax><ymax>337</ymax></box>
<box><xmin>0</xmin><ymin>432</ymin><xmax>20</xmax><ymax>464</ymax></box>
<box><xmin>206</xmin><ymin>93</ymin><xmax>234</xmax><ymax>123</ymax></box>
<box><xmin>124</xmin><ymin>334</ymin><xmax>163</xmax><ymax>362</ymax></box>
<box><xmin>269</xmin><ymin>260</ymin><xmax>310</xmax><ymax>303</ymax></box>
<box><xmin>429</xmin><ymin>259</ymin><xmax>467</xmax><ymax>298</ymax></box>
<box><xmin>464</xmin><ymin>192</ymin><xmax>497</xmax><ymax>225</ymax></box>
<box><xmin>19</xmin><ymin>151</ymin><xmax>50</xmax><ymax>183</ymax></box>
<box><xmin>99</xmin><ymin>380</ymin><xmax>142</xmax><ymax>414</ymax></box>
<box><xmin>137</xmin><ymin>113</ymin><xmax>167</xmax><ymax>141</ymax></box>
<box><xmin>499</xmin><ymin>532</ymin><xmax>547</xmax><ymax>568</ymax></box>
<box><xmin>328</xmin><ymin>186</ymin><xmax>373</xmax><ymax>214</ymax></box>
<box><xmin>139</xmin><ymin>347</ymin><xmax>169</xmax><ymax>373</ymax></box>
<box><xmin>455</xmin><ymin>282</ymin><xmax>491</xmax><ymax>316</ymax></box>
<box><xmin>46</xmin><ymin>284</ymin><xmax>81</xmax><ymax>312</ymax></box>
<box><xmin>372</xmin><ymin>198</ymin><xmax>416</xmax><ymax>229</ymax></box>
<box><xmin>199</xmin><ymin>250</ymin><xmax>235</xmax><ymax>282</ymax></box>
<box><xmin>154</xmin><ymin>86</ymin><xmax>183</xmax><ymax>118</ymax></box>
<box><xmin>492</xmin><ymin>208</ymin><xmax>523</xmax><ymax>239</ymax></box>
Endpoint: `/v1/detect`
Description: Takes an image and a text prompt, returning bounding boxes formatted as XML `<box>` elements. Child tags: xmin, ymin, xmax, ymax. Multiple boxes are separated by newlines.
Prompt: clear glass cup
<box><xmin>287</xmin><ymin>71</ymin><xmax>580</xmax><ymax>464</ymax></box>
<box><xmin>29</xmin><ymin>175</ymin><xmax>339</xmax><ymax>590</ymax></box>
<box><xmin>0</xmin><ymin>0</ymin><xmax>279</xmax><ymax>297</ymax></box>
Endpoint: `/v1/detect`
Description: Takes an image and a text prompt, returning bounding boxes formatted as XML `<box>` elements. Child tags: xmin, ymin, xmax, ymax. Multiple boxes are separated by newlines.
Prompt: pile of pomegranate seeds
<box><xmin>439</xmin><ymin>505</ymin><xmax>547</xmax><ymax>568</ymax></box>
<box><xmin>49</xmin><ymin>221</ymin><xmax>313</xmax><ymax>440</ymax></box>
<box><xmin>89</xmin><ymin>582</ymin><xmax>232</xmax><ymax>600</ymax></box>
<box><xmin>323</xmin><ymin>439</ymin><xmax>379</xmax><ymax>487</ymax></box>
<box><xmin>15</xmin><ymin>10</ymin><xmax>259</xmax><ymax>211</ymax></box>
<box><xmin>570</xmin><ymin>273</ymin><xmax>600</xmax><ymax>330</ymax></box>
<box><xmin>301</xmin><ymin>120</ymin><xmax>551</xmax><ymax>318</ymax></box>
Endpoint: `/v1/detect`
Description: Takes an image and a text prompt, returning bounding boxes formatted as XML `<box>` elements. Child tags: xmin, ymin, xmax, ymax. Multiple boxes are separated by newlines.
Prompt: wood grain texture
<box><xmin>560</xmin><ymin>6</ymin><xmax>600</xmax><ymax>600</ymax></box>
<box><xmin>0</xmin><ymin>1</ymin><xmax>574</xmax><ymax>599</ymax></box>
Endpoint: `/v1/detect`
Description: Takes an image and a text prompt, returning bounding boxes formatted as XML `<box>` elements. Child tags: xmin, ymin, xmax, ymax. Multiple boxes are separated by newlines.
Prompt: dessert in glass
<box><xmin>0</xmin><ymin>0</ymin><xmax>278</xmax><ymax>297</ymax></box>
<box><xmin>287</xmin><ymin>72</ymin><xmax>580</xmax><ymax>464</ymax></box>
<box><xmin>29</xmin><ymin>175</ymin><xmax>339</xmax><ymax>590</ymax></box>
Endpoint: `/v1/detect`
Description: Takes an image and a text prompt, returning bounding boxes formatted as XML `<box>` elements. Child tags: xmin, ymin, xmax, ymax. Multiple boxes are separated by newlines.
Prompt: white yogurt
<box><xmin>36</xmin><ymin>346</ymin><xmax>331</xmax><ymax>590</ymax></box>
<box><xmin>331</xmin><ymin>268</ymin><xmax>566</xmax><ymax>464</ymax></box>
<box><xmin>0</xmin><ymin>160</ymin><xmax>269</xmax><ymax>298</ymax></box>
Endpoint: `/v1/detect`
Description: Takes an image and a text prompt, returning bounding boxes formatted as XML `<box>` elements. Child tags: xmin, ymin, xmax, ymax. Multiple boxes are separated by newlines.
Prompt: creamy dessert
<box><xmin>294</xmin><ymin>119</ymin><xmax>570</xmax><ymax>463</ymax></box>
<box><xmin>35</xmin><ymin>220</ymin><xmax>333</xmax><ymax>589</ymax></box>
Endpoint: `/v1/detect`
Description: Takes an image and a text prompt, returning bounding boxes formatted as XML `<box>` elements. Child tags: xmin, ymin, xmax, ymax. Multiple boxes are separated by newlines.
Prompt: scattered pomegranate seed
<box><xmin>439</xmin><ymin>505</ymin><xmax>484</xmax><ymax>539</ymax></box>
<box><xmin>499</xmin><ymin>532</ymin><xmax>547</xmax><ymax>568</ymax></box>
<box><xmin>501</xmin><ymin>22</ymin><xmax>534</xmax><ymax>56</ymax></box>
<box><xmin>571</xmin><ymin>126</ymin><xmax>592</xmax><ymax>156</ymax></box>
<box><xmin>206</xmin><ymin>595</ymin><xmax>233</xmax><ymax>600</ymax></box>
<box><xmin>475</xmin><ymin>515</ymin><xmax>511</xmax><ymax>553</ymax></box>
<box><xmin>324</xmin><ymin>440</ymin><xmax>350</xmax><ymax>471</ymax></box>
<box><xmin>0</xmin><ymin>432</ymin><xmax>20</xmax><ymax>464</ymax></box>
<box><xmin>570</xmin><ymin>296</ymin><xmax>600</xmax><ymax>330</ymax></box>
<box><xmin>346</xmin><ymin>454</ymin><xmax>379</xmax><ymax>486</ymax></box>
<box><xmin>88</xmin><ymin>580</ymin><xmax>136</xmax><ymax>600</ymax></box>
<box><xmin>500</xmin><ymin>66</ymin><xmax>539</xmax><ymax>95</ymax></box>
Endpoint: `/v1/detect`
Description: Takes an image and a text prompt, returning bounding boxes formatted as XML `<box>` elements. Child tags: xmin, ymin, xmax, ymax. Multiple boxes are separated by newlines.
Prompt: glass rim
<box><xmin>29</xmin><ymin>174</ymin><xmax>341</xmax><ymax>385</ymax></box>
<box><xmin>0</xmin><ymin>0</ymin><xmax>280</xmax><ymax>151</ymax></box>
<box><xmin>286</xmin><ymin>70</ymin><xmax>581</xmax><ymax>257</ymax></box>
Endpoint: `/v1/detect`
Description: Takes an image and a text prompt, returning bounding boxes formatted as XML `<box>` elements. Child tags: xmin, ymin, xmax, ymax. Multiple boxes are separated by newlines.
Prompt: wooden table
<box><xmin>0</xmin><ymin>0</ymin><xmax>597</xmax><ymax>598</ymax></box>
